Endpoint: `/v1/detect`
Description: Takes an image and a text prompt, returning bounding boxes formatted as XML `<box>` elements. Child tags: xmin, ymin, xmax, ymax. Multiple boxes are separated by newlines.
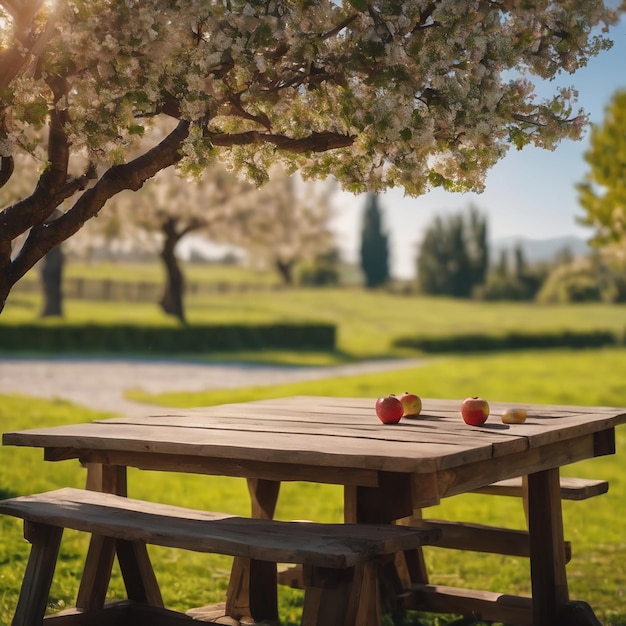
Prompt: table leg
<box><xmin>77</xmin><ymin>464</ymin><xmax>123</xmax><ymax>610</ymax></box>
<box><xmin>85</xmin><ymin>462</ymin><xmax>127</xmax><ymax>494</ymax></box>
<box><xmin>344</xmin><ymin>474</ymin><xmax>414</xmax><ymax>623</ymax></box>
<box><xmin>527</xmin><ymin>468</ymin><xmax>569</xmax><ymax>626</ymax></box>
<box><xmin>78</xmin><ymin>463</ymin><xmax>163</xmax><ymax>609</ymax></box>
<box><xmin>344</xmin><ymin>473</ymin><xmax>413</xmax><ymax>524</ymax></box>
<box><xmin>345</xmin><ymin>473</ymin><xmax>415</xmax><ymax>581</ymax></box>
<box><xmin>226</xmin><ymin>478</ymin><xmax>280</xmax><ymax>622</ymax></box>
<box><xmin>526</xmin><ymin>472</ymin><xmax>603</xmax><ymax>626</ymax></box>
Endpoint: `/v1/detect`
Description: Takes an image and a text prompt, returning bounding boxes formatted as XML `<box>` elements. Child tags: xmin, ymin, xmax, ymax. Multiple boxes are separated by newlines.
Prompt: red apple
<box><xmin>460</xmin><ymin>396</ymin><xmax>490</xmax><ymax>426</ymax></box>
<box><xmin>399</xmin><ymin>392</ymin><xmax>422</xmax><ymax>417</ymax></box>
<box><xmin>375</xmin><ymin>395</ymin><xmax>404</xmax><ymax>424</ymax></box>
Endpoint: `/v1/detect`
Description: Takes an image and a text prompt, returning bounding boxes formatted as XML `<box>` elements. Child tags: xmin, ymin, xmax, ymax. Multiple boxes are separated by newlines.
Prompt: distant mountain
<box><xmin>491</xmin><ymin>235</ymin><xmax>591</xmax><ymax>264</ymax></box>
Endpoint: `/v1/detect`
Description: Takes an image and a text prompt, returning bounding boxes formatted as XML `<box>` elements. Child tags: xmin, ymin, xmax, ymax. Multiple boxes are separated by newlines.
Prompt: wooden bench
<box><xmin>472</xmin><ymin>476</ymin><xmax>608</xmax><ymax>501</ymax></box>
<box><xmin>403</xmin><ymin>477</ymin><xmax>609</xmax><ymax>566</ymax></box>
<box><xmin>0</xmin><ymin>488</ymin><xmax>441</xmax><ymax>626</ymax></box>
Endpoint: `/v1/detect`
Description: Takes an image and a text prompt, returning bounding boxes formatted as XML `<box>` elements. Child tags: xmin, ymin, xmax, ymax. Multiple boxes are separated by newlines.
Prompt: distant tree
<box><xmin>495</xmin><ymin>249</ymin><xmax>509</xmax><ymax>278</ymax></box>
<box><xmin>38</xmin><ymin>246</ymin><xmax>64</xmax><ymax>317</ymax></box>
<box><xmin>417</xmin><ymin>206</ymin><xmax>488</xmax><ymax>297</ymax></box>
<box><xmin>577</xmin><ymin>90</ymin><xmax>626</xmax><ymax>252</ymax></box>
<box><xmin>482</xmin><ymin>242</ymin><xmax>549</xmax><ymax>301</ymax></box>
<box><xmin>81</xmin><ymin>157</ymin><xmax>336</xmax><ymax>321</ymax></box>
<box><xmin>467</xmin><ymin>206</ymin><xmax>489</xmax><ymax>288</ymax></box>
<box><xmin>513</xmin><ymin>244</ymin><xmax>527</xmax><ymax>279</ymax></box>
<box><xmin>555</xmin><ymin>245</ymin><xmax>575</xmax><ymax>266</ymax></box>
<box><xmin>359</xmin><ymin>193</ymin><xmax>390</xmax><ymax>288</ymax></box>
<box><xmin>227</xmin><ymin>167</ymin><xmax>337</xmax><ymax>286</ymax></box>
<box><xmin>77</xmin><ymin>158</ymin><xmax>251</xmax><ymax>324</ymax></box>
<box><xmin>537</xmin><ymin>252</ymin><xmax>617</xmax><ymax>303</ymax></box>
<box><xmin>298</xmin><ymin>248</ymin><xmax>341</xmax><ymax>287</ymax></box>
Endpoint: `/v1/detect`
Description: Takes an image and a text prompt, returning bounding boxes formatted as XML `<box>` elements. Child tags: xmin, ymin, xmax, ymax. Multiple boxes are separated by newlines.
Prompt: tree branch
<box><xmin>1</xmin><ymin>107</ymin><xmax>70</xmax><ymax>239</ymax></box>
<box><xmin>0</xmin><ymin>155</ymin><xmax>14</xmax><ymax>188</ymax></box>
<box><xmin>320</xmin><ymin>13</ymin><xmax>359</xmax><ymax>41</ymax></box>
<box><xmin>210</xmin><ymin>130</ymin><xmax>354</xmax><ymax>152</ymax></box>
<box><xmin>9</xmin><ymin>120</ymin><xmax>190</xmax><ymax>283</ymax></box>
<box><xmin>512</xmin><ymin>113</ymin><xmax>547</xmax><ymax>127</ymax></box>
<box><xmin>224</xmin><ymin>93</ymin><xmax>272</xmax><ymax>131</ymax></box>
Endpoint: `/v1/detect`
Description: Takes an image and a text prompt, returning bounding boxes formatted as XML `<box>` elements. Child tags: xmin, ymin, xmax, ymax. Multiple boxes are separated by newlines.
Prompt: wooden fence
<box><xmin>14</xmin><ymin>278</ymin><xmax>284</xmax><ymax>302</ymax></box>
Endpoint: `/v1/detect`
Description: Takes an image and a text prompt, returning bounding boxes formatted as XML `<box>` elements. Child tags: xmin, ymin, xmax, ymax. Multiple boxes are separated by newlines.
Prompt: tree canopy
<box><xmin>577</xmin><ymin>89</ymin><xmax>626</xmax><ymax>251</ymax></box>
<box><xmin>1</xmin><ymin>0</ymin><xmax>624</xmax><ymax>311</ymax></box>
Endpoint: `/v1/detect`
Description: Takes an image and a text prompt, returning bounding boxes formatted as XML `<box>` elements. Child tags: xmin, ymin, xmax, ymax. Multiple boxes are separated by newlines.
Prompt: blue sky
<box><xmin>331</xmin><ymin>16</ymin><xmax>626</xmax><ymax>279</ymax></box>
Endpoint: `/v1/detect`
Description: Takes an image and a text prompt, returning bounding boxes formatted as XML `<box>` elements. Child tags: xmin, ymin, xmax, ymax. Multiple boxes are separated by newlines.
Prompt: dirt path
<box><xmin>0</xmin><ymin>356</ymin><xmax>426</xmax><ymax>417</ymax></box>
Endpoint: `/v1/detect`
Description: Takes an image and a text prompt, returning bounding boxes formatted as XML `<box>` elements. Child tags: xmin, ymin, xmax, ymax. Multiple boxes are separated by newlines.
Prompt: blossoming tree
<box><xmin>80</xmin><ymin>161</ymin><xmax>335</xmax><ymax>322</ymax></box>
<box><xmin>77</xmin><ymin>161</ymin><xmax>247</xmax><ymax>323</ymax></box>
<box><xmin>224</xmin><ymin>166</ymin><xmax>336</xmax><ymax>286</ymax></box>
<box><xmin>1</xmin><ymin>0</ymin><xmax>624</xmax><ymax>312</ymax></box>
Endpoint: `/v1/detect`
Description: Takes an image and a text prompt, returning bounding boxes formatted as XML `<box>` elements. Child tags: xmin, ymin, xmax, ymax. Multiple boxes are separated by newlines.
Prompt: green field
<box><xmin>5</xmin><ymin>279</ymin><xmax>626</xmax><ymax>361</ymax></box>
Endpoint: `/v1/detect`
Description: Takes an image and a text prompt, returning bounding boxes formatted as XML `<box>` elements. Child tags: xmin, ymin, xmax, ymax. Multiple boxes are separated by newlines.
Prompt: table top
<box><xmin>5</xmin><ymin>396</ymin><xmax>626</xmax><ymax>476</ymax></box>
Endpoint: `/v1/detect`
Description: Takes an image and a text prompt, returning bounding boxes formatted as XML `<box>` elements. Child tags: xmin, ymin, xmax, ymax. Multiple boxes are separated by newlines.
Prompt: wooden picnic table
<box><xmin>3</xmin><ymin>395</ymin><xmax>626</xmax><ymax>626</ymax></box>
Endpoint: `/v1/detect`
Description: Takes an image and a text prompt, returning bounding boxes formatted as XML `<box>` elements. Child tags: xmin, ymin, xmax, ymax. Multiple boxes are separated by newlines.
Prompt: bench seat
<box><xmin>471</xmin><ymin>476</ymin><xmax>608</xmax><ymax>501</ymax></box>
<box><xmin>0</xmin><ymin>488</ymin><xmax>441</xmax><ymax>626</ymax></box>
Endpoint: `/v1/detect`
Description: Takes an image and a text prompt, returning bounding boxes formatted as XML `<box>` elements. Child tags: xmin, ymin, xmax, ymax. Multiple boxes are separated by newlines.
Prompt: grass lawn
<box><xmin>2</xmin><ymin>348</ymin><xmax>626</xmax><ymax>625</ymax></box>
<box><xmin>4</xmin><ymin>285</ymin><xmax>626</xmax><ymax>361</ymax></box>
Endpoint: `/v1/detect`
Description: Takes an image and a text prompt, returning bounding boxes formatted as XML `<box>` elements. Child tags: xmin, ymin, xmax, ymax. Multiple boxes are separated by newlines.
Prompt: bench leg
<box><xmin>77</xmin><ymin>534</ymin><xmax>118</xmax><ymax>611</ymax></box>
<box><xmin>226</xmin><ymin>479</ymin><xmax>280</xmax><ymax>622</ymax></box>
<box><xmin>77</xmin><ymin>536</ymin><xmax>163</xmax><ymax>610</ymax></box>
<box><xmin>116</xmin><ymin>539</ymin><xmax>164</xmax><ymax>606</ymax></box>
<box><xmin>302</xmin><ymin>565</ymin><xmax>354</xmax><ymax>626</ymax></box>
<box><xmin>12</xmin><ymin>521</ymin><xmax>63</xmax><ymax>626</ymax></box>
<box><xmin>345</xmin><ymin>561</ymin><xmax>383</xmax><ymax>626</ymax></box>
<box><xmin>225</xmin><ymin>557</ymin><xmax>278</xmax><ymax>622</ymax></box>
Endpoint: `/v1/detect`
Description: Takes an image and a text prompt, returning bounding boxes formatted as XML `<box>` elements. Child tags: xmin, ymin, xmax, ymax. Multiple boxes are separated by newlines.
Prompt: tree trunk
<box><xmin>0</xmin><ymin>120</ymin><xmax>191</xmax><ymax>318</ymax></box>
<box><xmin>275</xmin><ymin>259</ymin><xmax>294</xmax><ymax>285</ymax></box>
<box><xmin>0</xmin><ymin>281</ymin><xmax>9</xmax><ymax>314</ymax></box>
<box><xmin>159</xmin><ymin>219</ymin><xmax>186</xmax><ymax>324</ymax></box>
<box><xmin>39</xmin><ymin>245</ymin><xmax>64</xmax><ymax>317</ymax></box>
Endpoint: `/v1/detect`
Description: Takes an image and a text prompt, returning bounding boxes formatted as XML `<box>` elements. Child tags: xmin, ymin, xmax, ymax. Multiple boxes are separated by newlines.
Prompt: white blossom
<box><xmin>0</xmin><ymin>0</ymin><xmax>622</xmax><ymax>279</ymax></box>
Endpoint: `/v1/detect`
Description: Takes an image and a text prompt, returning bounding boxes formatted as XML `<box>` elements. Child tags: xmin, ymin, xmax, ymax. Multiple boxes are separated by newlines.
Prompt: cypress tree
<box><xmin>359</xmin><ymin>193</ymin><xmax>390</xmax><ymax>288</ymax></box>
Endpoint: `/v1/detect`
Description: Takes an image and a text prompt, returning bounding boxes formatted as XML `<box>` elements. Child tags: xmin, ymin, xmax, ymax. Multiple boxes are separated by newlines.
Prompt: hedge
<box><xmin>393</xmin><ymin>329</ymin><xmax>621</xmax><ymax>353</ymax></box>
<box><xmin>0</xmin><ymin>322</ymin><xmax>336</xmax><ymax>354</ymax></box>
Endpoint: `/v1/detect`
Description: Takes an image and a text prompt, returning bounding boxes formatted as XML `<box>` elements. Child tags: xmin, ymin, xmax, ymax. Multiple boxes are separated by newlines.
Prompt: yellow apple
<box><xmin>501</xmin><ymin>408</ymin><xmax>527</xmax><ymax>424</ymax></box>
<box><xmin>400</xmin><ymin>392</ymin><xmax>422</xmax><ymax>417</ymax></box>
